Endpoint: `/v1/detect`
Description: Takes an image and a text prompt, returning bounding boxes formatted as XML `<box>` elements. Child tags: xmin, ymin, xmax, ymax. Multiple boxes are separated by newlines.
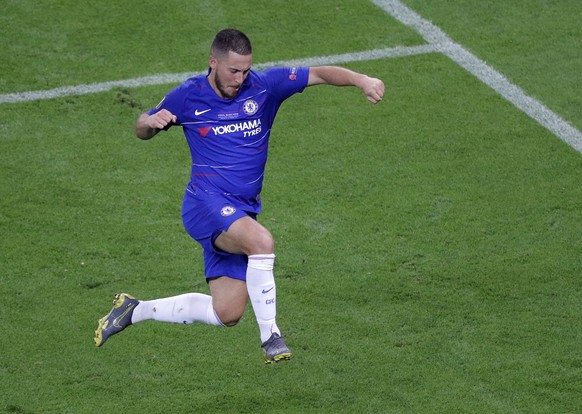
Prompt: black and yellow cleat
<box><xmin>94</xmin><ymin>293</ymin><xmax>139</xmax><ymax>347</ymax></box>
<box><xmin>262</xmin><ymin>333</ymin><xmax>292</xmax><ymax>364</ymax></box>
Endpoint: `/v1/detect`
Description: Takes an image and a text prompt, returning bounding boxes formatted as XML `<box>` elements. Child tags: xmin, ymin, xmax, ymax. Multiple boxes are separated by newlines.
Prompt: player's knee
<box><xmin>217</xmin><ymin>313</ymin><xmax>242</xmax><ymax>327</ymax></box>
<box><xmin>221</xmin><ymin>317</ymin><xmax>242</xmax><ymax>327</ymax></box>
<box><xmin>214</xmin><ymin>306</ymin><xmax>244</xmax><ymax>327</ymax></box>
<box><xmin>248</xmin><ymin>230</ymin><xmax>275</xmax><ymax>255</ymax></box>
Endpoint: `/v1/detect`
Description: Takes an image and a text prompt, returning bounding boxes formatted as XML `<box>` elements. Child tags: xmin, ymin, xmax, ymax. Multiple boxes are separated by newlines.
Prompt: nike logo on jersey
<box><xmin>195</xmin><ymin>108</ymin><xmax>211</xmax><ymax>116</ymax></box>
<box><xmin>262</xmin><ymin>287</ymin><xmax>274</xmax><ymax>294</ymax></box>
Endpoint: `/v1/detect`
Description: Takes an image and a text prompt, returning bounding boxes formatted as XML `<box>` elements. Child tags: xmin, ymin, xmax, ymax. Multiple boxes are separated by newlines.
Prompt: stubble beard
<box><xmin>214</xmin><ymin>73</ymin><xmax>238</xmax><ymax>99</ymax></box>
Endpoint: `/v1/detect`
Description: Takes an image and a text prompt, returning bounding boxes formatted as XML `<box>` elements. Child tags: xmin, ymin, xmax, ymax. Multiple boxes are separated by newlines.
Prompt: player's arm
<box><xmin>307</xmin><ymin>66</ymin><xmax>385</xmax><ymax>104</ymax></box>
<box><xmin>135</xmin><ymin>110</ymin><xmax>177</xmax><ymax>140</ymax></box>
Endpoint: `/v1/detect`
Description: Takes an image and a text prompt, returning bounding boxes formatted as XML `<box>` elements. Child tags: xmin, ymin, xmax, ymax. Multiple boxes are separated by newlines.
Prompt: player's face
<box><xmin>210</xmin><ymin>51</ymin><xmax>252</xmax><ymax>99</ymax></box>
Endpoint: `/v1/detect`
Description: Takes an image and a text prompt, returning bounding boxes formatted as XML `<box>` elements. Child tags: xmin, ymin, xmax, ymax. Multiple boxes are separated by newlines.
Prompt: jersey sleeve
<box><xmin>262</xmin><ymin>67</ymin><xmax>309</xmax><ymax>102</ymax></box>
<box><xmin>146</xmin><ymin>83</ymin><xmax>188</xmax><ymax>130</ymax></box>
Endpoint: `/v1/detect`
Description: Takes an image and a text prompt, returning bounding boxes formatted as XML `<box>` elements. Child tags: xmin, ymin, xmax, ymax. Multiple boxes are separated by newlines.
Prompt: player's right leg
<box><xmin>94</xmin><ymin>292</ymin><xmax>225</xmax><ymax>347</ymax></box>
<box><xmin>208</xmin><ymin>276</ymin><xmax>249</xmax><ymax>326</ymax></box>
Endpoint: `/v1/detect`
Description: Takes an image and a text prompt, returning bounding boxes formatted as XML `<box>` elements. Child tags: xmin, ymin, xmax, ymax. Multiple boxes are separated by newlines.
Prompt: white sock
<box><xmin>131</xmin><ymin>293</ymin><xmax>224</xmax><ymax>326</ymax></box>
<box><xmin>246</xmin><ymin>254</ymin><xmax>281</xmax><ymax>343</ymax></box>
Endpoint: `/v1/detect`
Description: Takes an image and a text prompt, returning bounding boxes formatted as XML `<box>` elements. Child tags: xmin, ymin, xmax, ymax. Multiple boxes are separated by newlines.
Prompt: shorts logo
<box><xmin>289</xmin><ymin>67</ymin><xmax>297</xmax><ymax>81</ymax></box>
<box><xmin>242</xmin><ymin>99</ymin><xmax>258</xmax><ymax>115</ymax></box>
<box><xmin>221</xmin><ymin>206</ymin><xmax>236</xmax><ymax>216</ymax></box>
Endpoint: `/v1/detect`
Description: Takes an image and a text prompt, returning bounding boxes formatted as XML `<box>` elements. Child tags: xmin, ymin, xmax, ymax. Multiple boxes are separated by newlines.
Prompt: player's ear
<box><xmin>209</xmin><ymin>55</ymin><xmax>218</xmax><ymax>70</ymax></box>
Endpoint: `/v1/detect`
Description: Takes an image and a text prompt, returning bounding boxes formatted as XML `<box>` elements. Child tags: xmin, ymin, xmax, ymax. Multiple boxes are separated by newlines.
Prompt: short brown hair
<box><xmin>211</xmin><ymin>29</ymin><xmax>252</xmax><ymax>57</ymax></box>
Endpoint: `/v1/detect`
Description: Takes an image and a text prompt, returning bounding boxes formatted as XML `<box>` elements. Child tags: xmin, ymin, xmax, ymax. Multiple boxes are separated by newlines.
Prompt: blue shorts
<box><xmin>181</xmin><ymin>188</ymin><xmax>261</xmax><ymax>281</ymax></box>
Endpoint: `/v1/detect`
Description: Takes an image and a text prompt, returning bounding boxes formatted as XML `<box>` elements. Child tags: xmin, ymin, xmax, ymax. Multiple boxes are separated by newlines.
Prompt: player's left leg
<box><xmin>215</xmin><ymin>217</ymin><xmax>291</xmax><ymax>363</ymax></box>
<box><xmin>246</xmin><ymin>253</ymin><xmax>292</xmax><ymax>363</ymax></box>
<box><xmin>214</xmin><ymin>217</ymin><xmax>281</xmax><ymax>341</ymax></box>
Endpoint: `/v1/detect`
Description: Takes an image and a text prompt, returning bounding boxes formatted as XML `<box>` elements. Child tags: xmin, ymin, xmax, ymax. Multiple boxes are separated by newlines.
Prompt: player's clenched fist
<box><xmin>135</xmin><ymin>109</ymin><xmax>177</xmax><ymax>139</ymax></box>
<box><xmin>361</xmin><ymin>76</ymin><xmax>385</xmax><ymax>104</ymax></box>
<box><xmin>146</xmin><ymin>109</ymin><xmax>177</xmax><ymax>129</ymax></box>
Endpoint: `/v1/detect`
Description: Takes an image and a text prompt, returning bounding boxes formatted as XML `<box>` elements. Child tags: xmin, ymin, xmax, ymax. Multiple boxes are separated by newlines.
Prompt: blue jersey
<box><xmin>148</xmin><ymin>67</ymin><xmax>309</xmax><ymax>206</ymax></box>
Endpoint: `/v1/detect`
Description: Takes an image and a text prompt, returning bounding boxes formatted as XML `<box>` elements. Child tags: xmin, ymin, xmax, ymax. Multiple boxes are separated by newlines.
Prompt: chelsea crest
<box><xmin>243</xmin><ymin>99</ymin><xmax>258</xmax><ymax>116</ymax></box>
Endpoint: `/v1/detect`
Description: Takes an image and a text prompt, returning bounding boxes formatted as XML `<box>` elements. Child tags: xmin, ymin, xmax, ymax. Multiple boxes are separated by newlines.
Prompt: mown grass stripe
<box><xmin>372</xmin><ymin>0</ymin><xmax>582</xmax><ymax>154</ymax></box>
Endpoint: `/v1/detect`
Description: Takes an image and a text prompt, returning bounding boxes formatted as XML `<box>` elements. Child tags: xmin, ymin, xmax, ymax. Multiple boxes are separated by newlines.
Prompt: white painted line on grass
<box><xmin>257</xmin><ymin>44</ymin><xmax>438</xmax><ymax>68</ymax></box>
<box><xmin>371</xmin><ymin>0</ymin><xmax>582</xmax><ymax>154</ymax></box>
<box><xmin>0</xmin><ymin>72</ymin><xmax>205</xmax><ymax>104</ymax></box>
<box><xmin>4</xmin><ymin>5</ymin><xmax>580</xmax><ymax>154</ymax></box>
<box><xmin>0</xmin><ymin>44</ymin><xmax>437</xmax><ymax>105</ymax></box>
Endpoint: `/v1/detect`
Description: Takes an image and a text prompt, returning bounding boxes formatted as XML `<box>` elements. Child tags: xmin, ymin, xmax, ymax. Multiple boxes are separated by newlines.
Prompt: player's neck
<box><xmin>207</xmin><ymin>72</ymin><xmax>223</xmax><ymax>98</ymax></box>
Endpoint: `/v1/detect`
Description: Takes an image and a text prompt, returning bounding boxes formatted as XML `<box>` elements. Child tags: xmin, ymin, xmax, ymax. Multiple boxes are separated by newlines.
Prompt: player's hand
<box><xmin>146</xmin><ymin>109</ymin><xmax>177</xmax><ymax>129</ymax></box>
<box><xmin>361</xmin><ymin>76</ymin><xmax>385</xmax><ymax>104</ymax></box>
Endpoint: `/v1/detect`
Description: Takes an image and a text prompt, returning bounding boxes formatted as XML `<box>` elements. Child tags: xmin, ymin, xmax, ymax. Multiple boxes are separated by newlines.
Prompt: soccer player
<box><xmin>94</xmin><ymin>28</ymin><xmax>384</xmax><ymax>363</ymax></box>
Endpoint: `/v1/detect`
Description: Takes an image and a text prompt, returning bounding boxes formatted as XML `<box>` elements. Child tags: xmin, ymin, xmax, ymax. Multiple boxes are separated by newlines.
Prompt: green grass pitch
<box><xmin>1</xmin><ymin>0</ymin><xmax>581</xmax><ymax>412</ymax></box>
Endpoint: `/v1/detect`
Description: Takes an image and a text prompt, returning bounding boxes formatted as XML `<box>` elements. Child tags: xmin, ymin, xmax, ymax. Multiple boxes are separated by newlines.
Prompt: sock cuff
<box><xmin>248</xmin><ymin>254</ymin><xmax>276</xmax><ymax>271</ymax></box>
<box><xmin>208</xmin><ymin>303</ymin><xmax>226</xmax><ymax>327</ymax></box>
